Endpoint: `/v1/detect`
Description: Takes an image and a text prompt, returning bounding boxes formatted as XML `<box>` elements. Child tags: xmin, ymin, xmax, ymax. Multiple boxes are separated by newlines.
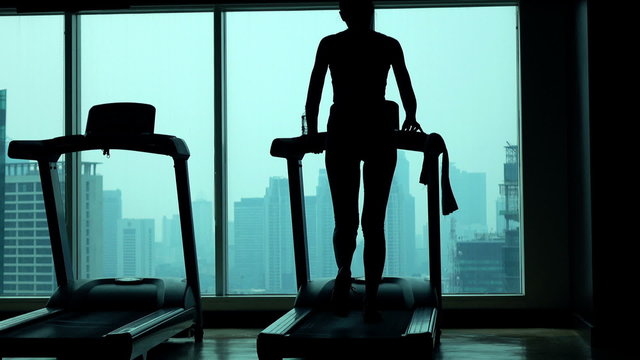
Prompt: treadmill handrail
<box><xmin>8</xmin><ymin>133</ymin><xmax>190</xmax><ymax>162</ymax></box>
<box><xmin>270</xmin><ymin>131</ymin><xmax>429</xmax><ymax>160</ymax></box>
<box><xmin>271</xmin><ymin>130</ymin><xmax>449</xmax><ymax>301</ymax></box>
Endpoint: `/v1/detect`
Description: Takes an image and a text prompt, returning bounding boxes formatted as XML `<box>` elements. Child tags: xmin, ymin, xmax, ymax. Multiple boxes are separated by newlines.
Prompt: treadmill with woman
<box><xmin>258</xmin><ymin>1</ymin><xmax>457</xmax><ymax>359</ymax></box>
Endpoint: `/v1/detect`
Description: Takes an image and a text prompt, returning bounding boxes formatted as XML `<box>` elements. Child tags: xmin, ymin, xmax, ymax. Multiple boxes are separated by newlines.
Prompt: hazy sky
<box><xmin>1</xmin><ymin>6</ymin><xmax>518</xmax><ymax>234</ymax></box>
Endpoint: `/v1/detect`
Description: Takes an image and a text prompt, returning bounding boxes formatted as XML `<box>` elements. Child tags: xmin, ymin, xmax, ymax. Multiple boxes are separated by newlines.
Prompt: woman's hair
<box><xmin>339</xmin><ymin>0</ymin><xmax>374</xmax><ymax>17</ymax></box>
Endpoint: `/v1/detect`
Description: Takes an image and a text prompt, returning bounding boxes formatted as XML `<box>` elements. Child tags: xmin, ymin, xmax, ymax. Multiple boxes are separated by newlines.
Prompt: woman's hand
<box><xmin>401</xmin><ymin>115</ymin><xmax>423</xmax><ymax>133</ymax></box>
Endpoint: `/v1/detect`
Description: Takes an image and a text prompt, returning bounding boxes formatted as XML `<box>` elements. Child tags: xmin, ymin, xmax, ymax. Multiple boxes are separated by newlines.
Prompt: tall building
<box><xmin>79</xmin><ymin>162</ymin><xmax>103</xmax><ymax>279</ymax></box>
<box><xmin>311</xmin><ymin>169</ymin><xmax>335</xmax><ymax>279</ymax></box>
<box><xmin>453</xmin><ymin>145</ymin><xmax>521</xmax><ymax>294</ymax></box>
<box><xmin>232</xmin><ymin>197</ymin><xmax>265</xmax><ymax>292</ymax></box>
<box><xmin>116</xmin><ymin>218</ymin><xmax>154</xmax><ymax>277</ymax></box>
<box><xmin>499</xmin><ymin>144</ymin><xmax>521</xmax><ymax>293</ymax></box>
<box><xmin>264</xmin><ymin>177</ymin><xmax>295</xmax><ymax>293</ymax></box>
<box><xmin>102</xmin><ymin>189</ymin><xmax>122</xmax><ymax>277</ymax></box>
<box><xmin>443</xmin><ymin>164</ymin><xmax>487</xmax><ymax>293</ymax></box>
<box><xmin>2</xmin><ymin>162</ymin><xmax>55</xmax><ymax>296</ymax></box>
<box><xmin>0</xmin><ymin>89</ymin><xmax>6</xmax><ymax>294</ymax></box>
<box><xmin>384</xmin><ymin>151</ymin><xmax>416</xmax><ymax>277</ymax></box>
<box><xmin>2</xmin><ymin>161</ymin><xmax>102</xmax><ymax>295</ymax></box>
<box><xmin>192</xmin><ymin>199</ymin><xmax>215</xmax><ymax>293</ymax></box>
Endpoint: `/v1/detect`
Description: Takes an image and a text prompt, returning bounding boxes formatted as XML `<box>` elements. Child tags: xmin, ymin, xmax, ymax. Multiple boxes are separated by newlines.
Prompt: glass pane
<box><xmin>79</xmin><ymin>13</ymin><xmax>215</xmax><ymax>293</ymax></box>
<box><xmin>376</xmin><ymin>6</ymin><xmax>521</xmax><ymax>294</ymax></box>
<box><xmin>227</xmin><ymin>10</ymin><xmax>344</xmax><ymax>294</ymax></box>
<box><xmin>0</xmin><ymin>15</ymin><xmax>65</xmax><ymax>296</ymax></box>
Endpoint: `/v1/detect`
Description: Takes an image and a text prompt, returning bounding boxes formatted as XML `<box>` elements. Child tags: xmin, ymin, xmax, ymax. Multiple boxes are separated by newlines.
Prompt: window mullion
<box><xmin>64</xmin><ymin>12</ymin><xmax>81</xmax><ymax>280</ymax></box>
<box><xmin>214</xmin><ymin>8</ymin><xmax>228</xmax><ymax>296</ymax></box>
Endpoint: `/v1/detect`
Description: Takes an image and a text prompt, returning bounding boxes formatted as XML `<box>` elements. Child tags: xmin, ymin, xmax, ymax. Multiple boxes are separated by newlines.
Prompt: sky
<box><xmin>1</xmin><ymin>6</ymin><xmax>518</xmax><ymax>236</ymax></box>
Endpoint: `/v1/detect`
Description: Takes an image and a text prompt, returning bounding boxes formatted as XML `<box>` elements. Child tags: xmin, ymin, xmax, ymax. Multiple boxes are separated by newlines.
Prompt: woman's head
<box><xmin>339</xmin><ymin>0</ymin><xmax>374</xmax><ymax>31</ymax></box>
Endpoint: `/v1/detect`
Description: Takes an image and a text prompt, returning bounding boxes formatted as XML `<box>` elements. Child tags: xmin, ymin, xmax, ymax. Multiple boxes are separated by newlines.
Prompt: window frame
<box><xmin>1</xmin><ymin>0</ymin><xmax>573</xmax><ymax>315</ymax></box>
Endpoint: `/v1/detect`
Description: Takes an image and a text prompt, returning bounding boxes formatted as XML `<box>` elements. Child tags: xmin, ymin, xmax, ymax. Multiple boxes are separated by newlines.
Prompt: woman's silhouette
<box><xmin>304</xmin><ymin>0</ymin><xmax>422</xmax><ymax>322</ymax></box>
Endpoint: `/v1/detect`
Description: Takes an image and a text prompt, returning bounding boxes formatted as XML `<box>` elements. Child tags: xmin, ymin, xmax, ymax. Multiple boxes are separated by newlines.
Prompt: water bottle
<box><xmin>301</xmin><ymin>111</ymin><xmax>308</xmax><ymax>136</ymax></box>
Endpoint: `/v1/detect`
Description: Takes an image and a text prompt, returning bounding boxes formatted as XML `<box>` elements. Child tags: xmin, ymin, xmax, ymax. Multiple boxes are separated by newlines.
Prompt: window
<box><xmin>377</xmin><ymin>7</ymin><xmax>521</xmax><ymax>294</ymax></box>
<box><xmin>226</xmin><ymin>10</ymin><xmax>344</xmax><ymax>294</ymax></box>
<box><xmin>0</xmin><ymin>15</ymin><xmax>64</xmax><ymax>297</ymax></box>
<box><xmin>227</xmin><ymin>6</ymin><xmax>521</xmax><ymax>295</ymax></box>
<box><xmin>1</xmin><ymin>3</ymin><xmax>522</xmax><ymax>301</ymax></box>
<box><xmin>79</xmin><ymin>12</ymin><xmax>215</xmax><ymax>293</ymax></box>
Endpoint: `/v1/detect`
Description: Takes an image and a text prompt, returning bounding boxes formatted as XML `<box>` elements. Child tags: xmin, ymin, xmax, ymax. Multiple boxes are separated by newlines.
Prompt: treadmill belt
<box><xmin>1</xmin><ymin>310</ymin><xmax>150</xmax><ymax>339</ymax></box>
<box><xmin>291</xmin><ymin>310</ymin><xmax>413</xmax><ymax>339</ymax></box>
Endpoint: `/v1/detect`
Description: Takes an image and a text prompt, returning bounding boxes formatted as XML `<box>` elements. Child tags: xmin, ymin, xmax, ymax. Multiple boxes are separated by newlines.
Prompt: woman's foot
<box><xmin>363</xmin><ymin>299</ymin><xmax>382</xmax><ymax>323</ymax></box>
<box><xmin>331</xmin><ymin>277</ymin><xmax>352</xmax><ymax>317</ymax></box>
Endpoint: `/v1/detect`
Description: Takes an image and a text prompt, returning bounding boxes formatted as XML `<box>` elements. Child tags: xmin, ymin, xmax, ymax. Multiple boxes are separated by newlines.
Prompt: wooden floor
<box><xmin>140</xmin><ymin>328</ymin><xmax>613</xmax><ymax>360</ymax></box>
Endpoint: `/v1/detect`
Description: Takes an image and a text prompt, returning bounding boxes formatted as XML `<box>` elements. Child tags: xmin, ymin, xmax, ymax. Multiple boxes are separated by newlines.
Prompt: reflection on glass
<box><xmin>79</xmin><ymin>13</ymin><xmax>215</xmax><ymax>293</ymax></box>
<box><xmin>1</xmin><ymin>15</ymin><xmax>64</xmax><ymax>297</ymax></box>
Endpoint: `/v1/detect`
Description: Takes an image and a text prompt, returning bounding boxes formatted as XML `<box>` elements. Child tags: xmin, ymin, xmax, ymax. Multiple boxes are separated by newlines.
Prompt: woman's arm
<box><xmin>305</xmin><ymin>37</ymin><xmax>330</xmax><ymax>135</ymax></box>
<box><xmin>391</xmin><ymin>39</ymin><xmax>422</xmax><ymax>132</ymax></box>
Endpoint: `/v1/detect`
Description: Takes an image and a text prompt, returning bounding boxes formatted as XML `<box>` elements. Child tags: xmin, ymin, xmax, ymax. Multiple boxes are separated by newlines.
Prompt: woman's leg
<box><xmin>361</xmin><ymin>149</ymin><xmax>397</xmax><ymax>320</ymax></box>
<box><xmin>325</xmin><ymin>150</ymin><xmax>361</xmax><ymax>314</ymax></box>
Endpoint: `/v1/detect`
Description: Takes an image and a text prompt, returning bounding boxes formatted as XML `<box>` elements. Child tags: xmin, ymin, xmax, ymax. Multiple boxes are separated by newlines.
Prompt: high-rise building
<box><xmin>499</xmin><ymin>144</ymin><xmax>521</xmax><ymax>293</ymax></box>
<box><xmin>2</xmin><ymin>163</ymin><xmax>55</xmax><ymax>296</ymax></box>
<box><xmin>385</xmin><ymin>151</ymin><xmax>416</xmax><ymax>277</ymax></box>
<box><xmin>116</xmin><ymin>218</ymin><xmax>154</xmax><ymax>277</ymax></box>
<box><xmin>443</xmin><ymin>164</ymin><xmax>487</xmax><ymax>292</ymax></box>
<box><xmin>102</xmin><ymin>189</ymin><xmax>122</xmax><ymax>277</ymax></box>
<box><xmin>192</xmin><ymin>199</ymin><xmax>215</xmax><ymax>293</ymax></box>
<box><xmin>79</xmin><ymin>162</ymin><xmax>103</xmax><ymax>279</ymax></box>
<box><xmin>264</xmin><ymin>177</ymin><xmax>295</xmax><ymax>293</ymax></box>
<box><xmin>232</xmin><ymin>197</ymin><xmax>265</xmax><ymax>292</ymax></box>
<box><xmin>2</xmin><ymin>161</ymin><xmax>103</xmax><ymax>295</ymax></box>
<box><xmin>0</xmin><ymin>89</ymin><xmax>6</xmax><ymax>294</ymax></box>
<box><xmin>452</xmin><ymin>145</ymin><xmax>521</xmax><ymax>294</ymax></box>
<box><xmin>311</xmin><ymin>169</ymin><xmax>335</xmax><ymax>279</ymax></box>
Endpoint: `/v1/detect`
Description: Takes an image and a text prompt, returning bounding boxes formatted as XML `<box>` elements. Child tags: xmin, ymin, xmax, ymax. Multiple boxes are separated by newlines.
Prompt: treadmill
<box><xmin>0</xmin><ymin>103</ymin><xmax>203</xmax><ymax>360</ymax></box>
<box><xmin>257</xmin><ymin>125</ymin><xmax>456</xmax><ymax>359</ymax></box>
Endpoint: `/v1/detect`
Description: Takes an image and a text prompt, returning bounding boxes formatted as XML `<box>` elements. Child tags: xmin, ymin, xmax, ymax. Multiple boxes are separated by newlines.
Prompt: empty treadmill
<box><xmin>0</xmin><ymin>103</ymin><xmax>203</xmax><ymax>360</ymax></box>
<box><xmin>257</xmin><ymin>129</ymin><xmax>457</xmax><ymax>359</ymax></box>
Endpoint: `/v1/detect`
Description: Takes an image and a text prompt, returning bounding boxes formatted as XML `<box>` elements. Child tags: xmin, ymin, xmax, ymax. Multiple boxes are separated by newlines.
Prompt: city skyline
<box><xmin>1</xmin><ymin>144</ymin><xmax>520</xmax><ymax>295</ymax></box>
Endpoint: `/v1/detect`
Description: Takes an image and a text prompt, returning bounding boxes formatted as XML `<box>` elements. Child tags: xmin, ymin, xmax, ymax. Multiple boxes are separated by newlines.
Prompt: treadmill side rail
<box><xmin>259</xmin><ymin>308</ymin><xmax>312</xmax><ymax>336</ymax></box>
<box><xmin>107</xmin><ymin>307</ymin><xmax>194</xmax><ymax>338</ymax></box>
<box><xmin>0</xmin><ymin>308</ymin><xmax>63</xmax><ymax>333</ymax></box>
<box><xmin>405</xmin><ymin>306</ymin><xmax>437</xmax><ymax>336</ymax></box>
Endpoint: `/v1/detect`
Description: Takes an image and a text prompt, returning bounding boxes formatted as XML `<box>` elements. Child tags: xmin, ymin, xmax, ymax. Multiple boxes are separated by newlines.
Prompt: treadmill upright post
<box><xmin>286</xmin><ymin>157</ymin><xmax>310</xmax><ymax>289</ymax></box>
<box><xmin>426</xmin><ymin>154</ymin><xmax>442</xmax><ymax>303</ymax></box>
<box><xmin>38</xmin><ymin>159</ymin><xmax>74</xmax><ymax>288</ymax></box>
<box><xmin>173</xmin><ymin>157</ymin><xmax>203</xmax><ymax>340</ymax></box>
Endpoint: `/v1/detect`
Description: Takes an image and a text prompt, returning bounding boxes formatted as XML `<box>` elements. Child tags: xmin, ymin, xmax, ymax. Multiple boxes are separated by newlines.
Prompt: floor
<box><xmin>141</xmin><ymin>328</ymin><xmax>617</xmax><ymax>360</ymax></box>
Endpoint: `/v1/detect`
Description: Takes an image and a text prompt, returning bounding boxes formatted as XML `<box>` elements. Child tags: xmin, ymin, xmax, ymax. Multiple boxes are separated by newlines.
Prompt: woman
<box><xmin>304</xmin><ymin>0</ymin><xmax>422</xmax><ymax>322</ymax></box>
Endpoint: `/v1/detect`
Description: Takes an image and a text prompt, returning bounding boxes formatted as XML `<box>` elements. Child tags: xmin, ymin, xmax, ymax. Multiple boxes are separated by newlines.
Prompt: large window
<box><xmin>376</xmin><ymin>7</ymin><xmax>521</xmax><ymax>294</ymax></box>
<box><xmin>226</xmin><ymin>10</ymin><xmax>344</xmax><ymax>294</ymax></box>
<box><xmin>79</xmin><ymin>13</ymin><xmax>215</xmax><ymax>293</ymax></box>
<box><xmin>0</xmin><ymin>15</ymin><xmax>65</xmax><ymax>296</ymax></box>
<box><xmin>0</xmin><ymin>4</ymin><xmax>521</xmax><ymax>300</ymax></box>
<box><xmin>227</xmin><ymin>6</ymin><xmax>521</xmax><ymax>295</ymax></box>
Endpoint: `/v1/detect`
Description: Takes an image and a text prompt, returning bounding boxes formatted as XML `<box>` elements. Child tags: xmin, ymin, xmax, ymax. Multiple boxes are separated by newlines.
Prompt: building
<box><xmin>79</xmin><ymin>162</ymin><xmax>103</xmax><ymax>279</ymax></box>
<box><xmin>264</xmin><ymin>177</ymin><xmax>295</xmax><ymax>293</ymax></box>
<box><xmin>0</xmin><ymin>89</ymin><xmax>6</xmax><ymax>294</ymax></box>
<box><xmin>384</xmin><ymin>151</ymin><xmax>416</xmax><ymax>277</ymax></box>
<box><xmin>102</xmin><ymin>189</ymin><xmax>122</xmax><ymax>277</ymax></box>
<box><xmin>232</xmin><ymin>197</ymin><xmax>265</xmax><ymax>293</ymax></box>
<box><xmin>2</xmin><ymin>161</ymin><xmax>102</xmax><ymax>295</ymax></box>
<box><xmin>310</xmin><ymin>169</ymin><xmax>335</xmax><ymax>279</ymax></box>
<box><xmin>499</xmin><ymin>144</ymin><xmax>521</xmax><ymax>293</ymax></box>
<box><xmin>116</xmin><ymin>218</ymin><xmax>154</xmax><ymax>277</ymax></box>
<box><xmin>453</xmin><ymin>145</ymin><xmax>521</xmax><ymax>293</ymax></box>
